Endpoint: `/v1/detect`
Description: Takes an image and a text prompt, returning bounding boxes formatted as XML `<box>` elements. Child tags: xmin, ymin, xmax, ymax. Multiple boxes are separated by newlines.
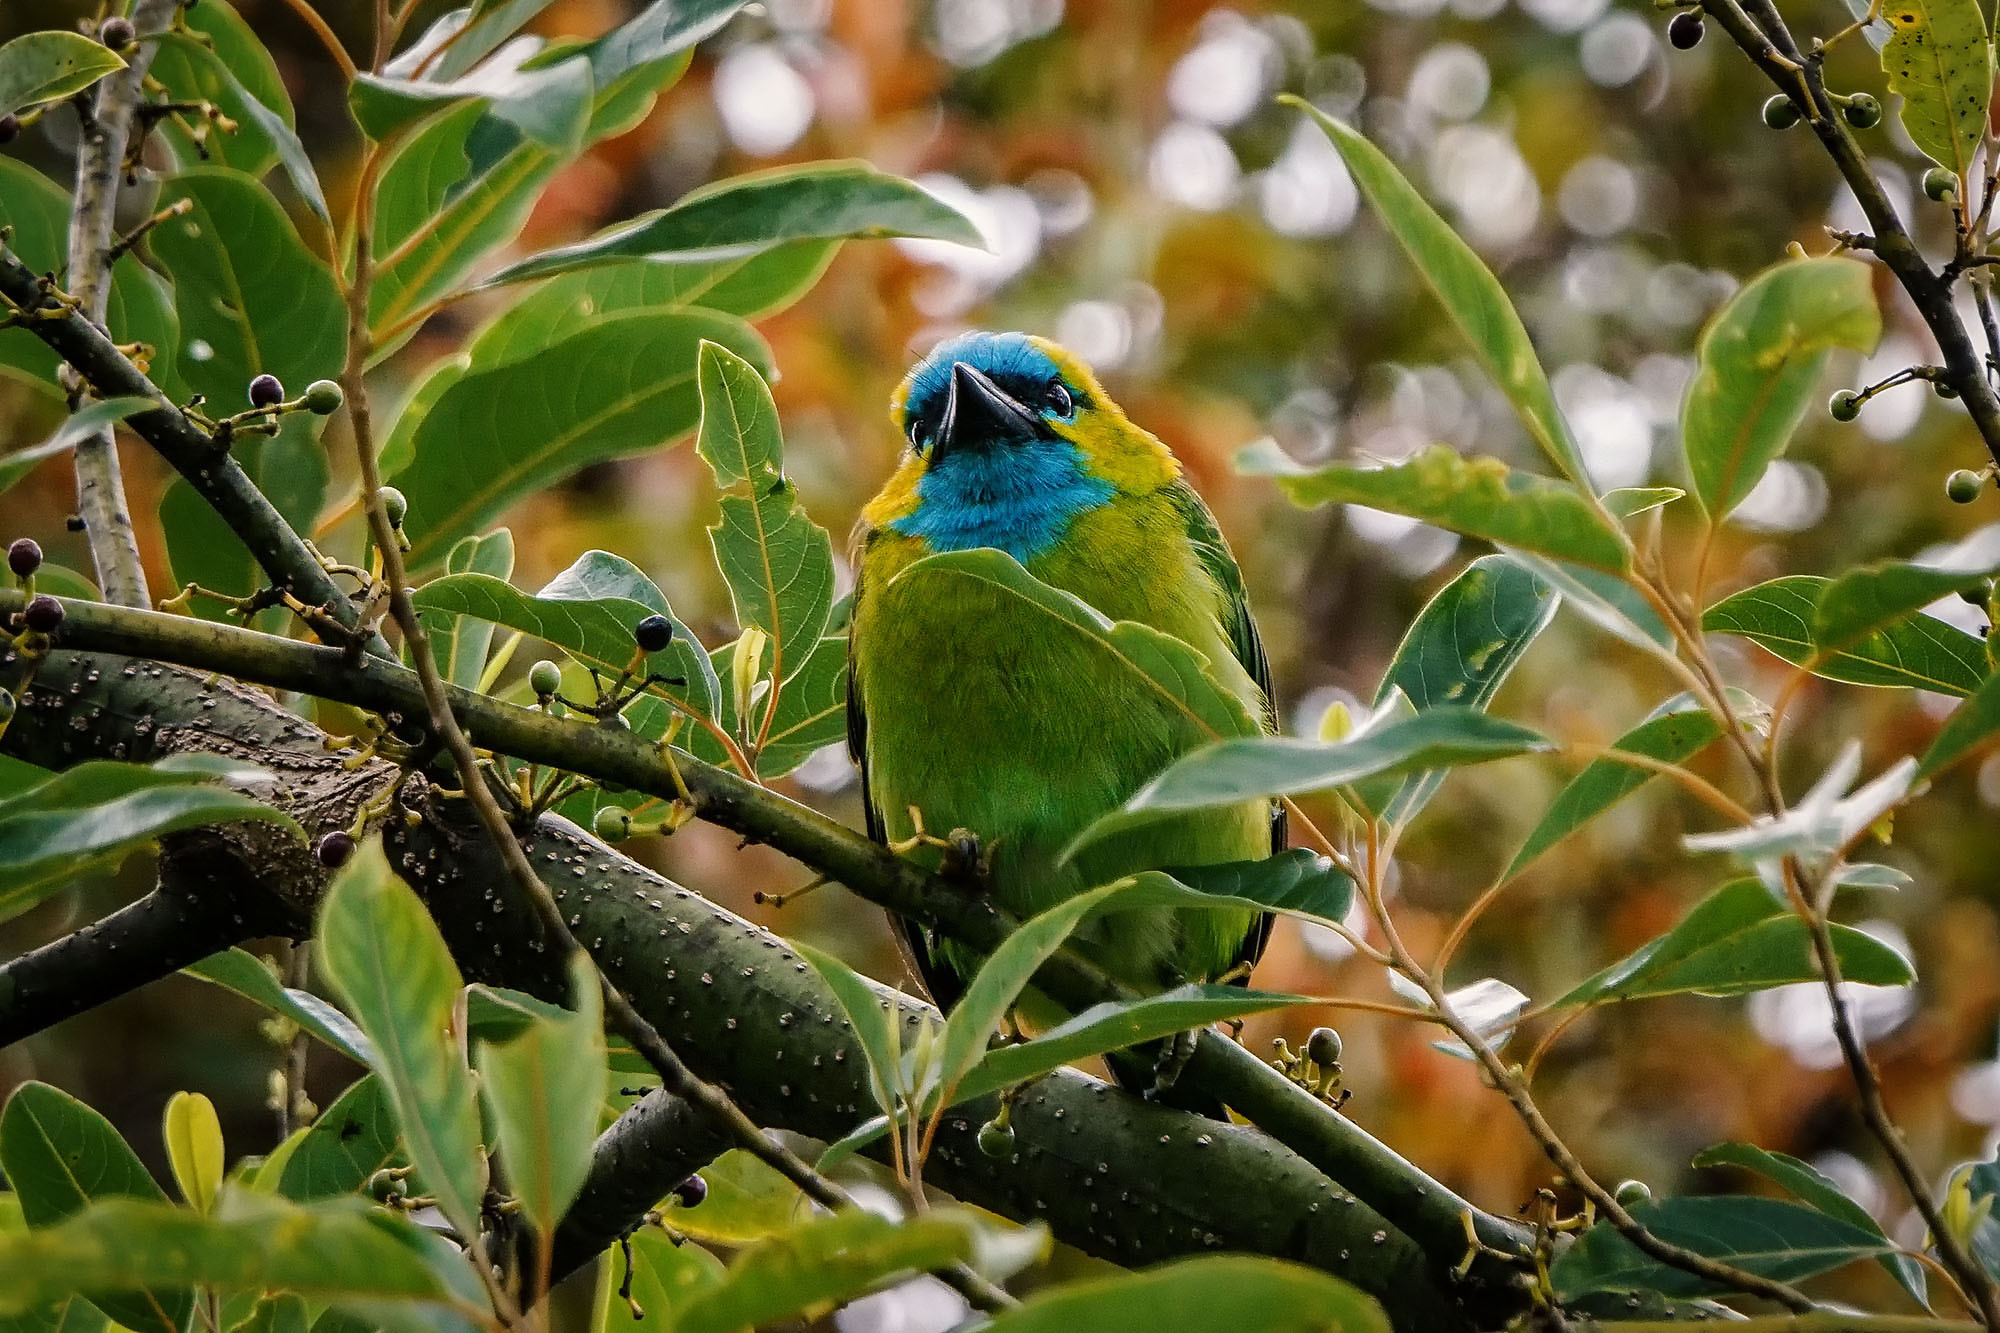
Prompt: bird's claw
<box><xmin>1144</xmin><ymin>1029</ymin><xmax>1200</xmax><ymax>1101</ymax></box>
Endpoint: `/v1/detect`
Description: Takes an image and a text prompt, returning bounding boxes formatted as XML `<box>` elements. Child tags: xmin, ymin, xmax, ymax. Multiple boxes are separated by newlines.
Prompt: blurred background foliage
<box><xmin>3</xmin><ymin>0</ymin><xmax>1999</xmax><ymax>1316</ymax></box>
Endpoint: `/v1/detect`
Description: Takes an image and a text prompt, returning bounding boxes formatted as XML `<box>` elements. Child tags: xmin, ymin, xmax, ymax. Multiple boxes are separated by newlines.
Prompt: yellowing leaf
<box><xmin>1882</xmin><ymin>0</ymin><xmax>1993</xmax><ymax>176</ymax></box>
<box><xmin>162</xmin><ymin>1093</ymin><xmax>224</xmax><ymax>1215</ymax></box>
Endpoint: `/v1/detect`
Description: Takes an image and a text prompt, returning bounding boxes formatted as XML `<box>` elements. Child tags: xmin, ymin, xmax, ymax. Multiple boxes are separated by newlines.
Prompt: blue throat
<box><xmin>892</xmin><ymin>439</ymin><xmax>1114</xmax><ymax>563</ymax></box>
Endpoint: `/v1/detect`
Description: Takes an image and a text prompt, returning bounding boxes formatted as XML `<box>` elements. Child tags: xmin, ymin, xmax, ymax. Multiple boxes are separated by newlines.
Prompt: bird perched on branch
<box><xmin>846</xmin><ymin>331</ymin><xmax>1281</xmax><ymax>1092</ymax></box>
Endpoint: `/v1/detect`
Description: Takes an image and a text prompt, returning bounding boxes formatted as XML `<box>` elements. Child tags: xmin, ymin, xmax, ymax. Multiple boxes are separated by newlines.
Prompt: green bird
<box><xmin>846</xmin><ymin>331</ymin><xmax>1282</xmax><ymax>1080</ymax></box>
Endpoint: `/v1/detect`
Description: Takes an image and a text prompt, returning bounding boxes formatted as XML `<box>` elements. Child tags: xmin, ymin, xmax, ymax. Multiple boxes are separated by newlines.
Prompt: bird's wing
<box><xmin>846</xmin><ymin>524</ymin><xmax>968</xmax><ymax>1012</ymax></box>
<box><xmin>1165</xmin><ymin>480</ymin><xmax>1282</xmax><ymax>978</ymax></box>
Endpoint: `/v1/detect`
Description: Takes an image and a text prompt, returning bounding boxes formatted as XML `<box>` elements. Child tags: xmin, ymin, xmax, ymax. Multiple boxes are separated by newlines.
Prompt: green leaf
<box><xmin>426</xmin><ymin>1</ymin><xmax>562</xmax><ymax>83</ymax></box>
<box><xmin>592</xmin><ymin>1222</ymin><xmax>725</xmax><ymax>1332</ymax></box>
<box><xmin>150</xmin><ymin>20</ymin><xmax>291</xmax><ymax>178</ymax></box>
<box><xmin>693</xmin><ymin>634</ymin><xmax>849</xmax><ymax>779</ymax></box>
<box><xmin>1551</xmin><ymin>1195</ymin><xmax>1895</xmax><ymax>1297</ymax></box>
<box><xmin>148</xmin><ymin>169</ymin><xmax>345</xmax><ymax>405</ymax></box>
<box><xmin>184</xmin><ymin>948</ymin><xmax>375</xmax><ymax>1067</ymax></box>
<box><xmin>1883</xmin><ymin>0</ymin><xmax>1993</xmax><ymax>176</ymax></box>
<box><xmin>388</xmin><ymin>308</ymin><xmax>771</xmax><ymax>565</ymax></box>
<box><xmin>1704</xmin><ymin>574</ymin><xmax>1989</xmax><ymax>696</ymax></box>
<box><xmin>881</xmin><ymin>547</ymin><xmax>1261</xmax><ymax>745</ymax></box>
<box><xmin>983</xmin><ymin>1255</ymin><xmax>1388</xmax><ymax>1333</ymax></box>
<box><xmin>1509</xmin><ymin>553</ymin><xmax>1675</xmax><ymax>653</ymax></box>
<box><xmin>580</xmin><ymin>0</ymin><xmax>745</xmax><ymax>88</ymax></box>
<box><xmin>1602</xmin><ymin>486</ymin><xmax>1685</xmax><ymax>519</ymax></box>
<box><xmin>797</xmin><ymin>944</ymin><xmax>909</xmax><ymax>1119</ymax></box>
<box><xmin>348</xmin><ymin>50</ymin><xmax>593</xmax><ymax>152</ymax></box>
<box><xmin>0</xmin><ymin>1083</ymin><xmax>193</xmax><ymax>1333</ymax></box>
<box><xmin>1920</xmin><ymin>664</ymin><xmax>2000</xmax><ymax>776</ymax></box>
<box><xmin>474</xmin><ymin>953</ymin><xmax>606</xmax><ymax>1237</ymax></box>
<box><xmin>1681</xmin><ymin>257</ymin><xmax>1881</xmax><ymax>518</ymax></box>
<box><xmin>1285</xmin><ymin>99</ymin><xmax>1585</xmax><ymax>484</ymax></box>
<box><xmin>429</xmin><ymin>530</ymin><xmax>516</xmax><ymax>691</ymax></box>
<box><xmin>1551</xmin><ymin>879</ymin><xmax>1915</xmax><ymax>1007</ymax></box>
<box><xmin>412</xmin><ymin>549</ymin><xmax>717</xmax><ymax>718</ymax></box>
<box><xmin>673</xmin><ymin>1209</ymin><xmax>1038</xmax><ymax>1333</ymax></box>
<box><xmin>0</xmin><ymin>758</ymin><xmax>298</xmax><ymax>925</ymax></box>
<box><xmin>1692</xmin><ymin>1141</ymin><xmax>1927</xmax><ymax>1308</ymax></box>
<box><xmin>656</xmin><ymin>1149</ymin><xmax>805</xmax><ymax>1246</ymax></box>
<box><xmin>1365</xmin><ymin>554</ymin><xmax>1558</xmax><ymax>824</ymax></box>
<box><xmin>1240</xmin><ymin>440</ymin><xmax>1627</xmax><ymax>571</ymax></box>
<box><xmin>696</xmin><ymin>341</ymin><xmax>837</xmax><ymax>699</ymax></box>
<box><xmin>314</xmin><ymin>841</ymin><xmax>486</xmax><ymax>1244</ymax></box>
<box><xmin>483</xmin><ymin>160</ymin><xmax>982</xmax><ymax>286</ymax></box>
<box><xmin>274</xmin><ymin>1076</ymin><xmax>403</xmax><ymax>1202</ymax></box>
<box><xmin>162</xmin><ymin>1093</ymin><xmax>223</xmax><ymax>1214</ymax></box>
<box><xmin>1814</xmin><ymin>556</ymin><xmax>2000</xmax><ymax>654</ymax></box>
<box><xmin>227</xmin><ymin>1294</ymin><xmax>310</xmax><ymax>1333</ymax></box>
<box><xmin>0</xmin><ymin>158</ymin><xmax>181</xmax><ymax>400</ymax></box>
<box><xmin>1507</xmin><ymin>699</ymin><xmax>1724</xmax><ymax>876</ymax></box>
<box><xmin>161</xmin><ymin>417</ymin><xmax>330</xmax><ymax>624</ymax></box>
<box><xmin>0</xmin><ymin>398</ymin><xmax>154</xmax><ymax>496</ymax></box>
<box><xmin>0</xmin><ymin>32</ymin><xmax>124</xmax><ymax>115</ymax></box>
<box><xmin>0</xmin><ymin>1195</ymin><xmax>455</xmax><ymax>1314</ymax></box>
<box><xmin>1155</xmin><ymin>849</ymin><xmax>1357</xmax><ymax>922</ymax></box>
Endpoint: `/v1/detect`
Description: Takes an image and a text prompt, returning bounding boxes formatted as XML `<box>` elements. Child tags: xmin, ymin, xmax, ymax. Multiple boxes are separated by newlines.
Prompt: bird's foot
<box><xmin>1143</xmin><ymin>1028</ymin><xmax>1200</xmax><ymax>1101</ymax></box>
<box><xmin>887</xmin><ymin>808</ymin><xmax>993</xmax><ymax>891</ymax></box>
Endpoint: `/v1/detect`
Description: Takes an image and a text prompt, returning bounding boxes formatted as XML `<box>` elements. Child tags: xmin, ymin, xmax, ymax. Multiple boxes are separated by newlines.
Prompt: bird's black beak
<box><xmin>934</xmin><ymin>362</ymin><xmax>1040</xmax><ymax>462</ymax></box>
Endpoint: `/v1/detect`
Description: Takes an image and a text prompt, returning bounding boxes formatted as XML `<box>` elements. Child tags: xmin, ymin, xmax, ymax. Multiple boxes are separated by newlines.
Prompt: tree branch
<box><xmin>547</xmin><ymin>1090</ymin><xmax>730</xmax><ymax>1283</ymax></box>
<box><xmin>0</xmin><ymin>245</ymin><xmax>390</xmax><ymax>657</ymax></box>
<box><xmin>62</xmin><ymin>0</ymin><xmax>181</xmax><ymax>608</ymax></box>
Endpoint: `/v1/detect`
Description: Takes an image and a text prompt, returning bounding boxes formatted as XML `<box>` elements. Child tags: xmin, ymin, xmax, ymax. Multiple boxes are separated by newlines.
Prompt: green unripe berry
<box><xmin>528</xmin><ymin>659</ymin><xmax>562</xmax><ymax>696</ymax></box>
<box><xmin>1614</xmin><ymin>1179</ymin><xmax>1653</xmax><ymax>1208</ymax></box>
<box><xmin>1828</xmin><ymin>389</ymin><xmax>1862</xmax><ymax>421</ymax></box>
<box><xmin>1841</xmin><ymin>92</ymin><xmax>1882</xmax><ymax>129</ymax></box>
<box><xmin>593</xmin><ymin>805</ymin><xmax>632</xmax><ymax>842</ymax></box>
<box><xmin>377</xmin><ymin>486</ymin><xmax>407</xmax><ymax>527</ymax></box>
<box><xmin>1924</xmin><ymin>166</ymin><xmax>1959</xmax><ymax>201</ymax></box>
<box><xmin>1306</xmin><ymin>1026</ymin><xmax>1343</xmax><ymax>1067</ymax></box>
<box><xmin>1947</xmin><ymin>469</ymin><xmax>1985</xmax><ymax>503</ymax></box>
<box><xmin>1762</xmin><ymin>94</ymin><xmax>1802</xmax><ymax>129</ymax></box>
<box><xmin>976</xmin><ymin>1118</ymin><xmax>1016</xmax><ymax>1158</ymax></box>
<box><xmin>303</xmin><ymin>379</ymin><xmax>344</xmax><ymax>415</ymax></box>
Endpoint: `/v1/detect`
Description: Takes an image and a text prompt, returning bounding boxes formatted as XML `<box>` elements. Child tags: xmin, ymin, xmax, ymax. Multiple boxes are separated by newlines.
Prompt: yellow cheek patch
<box><xmin>1027</xmin><ymin>338</ymin><xmax>1180</xmax><ymax>493</ymax></box>
<box><xmin>861</xmin><ymin>453</ymin><xmax>927</xmax><ymax>527</ymax></box>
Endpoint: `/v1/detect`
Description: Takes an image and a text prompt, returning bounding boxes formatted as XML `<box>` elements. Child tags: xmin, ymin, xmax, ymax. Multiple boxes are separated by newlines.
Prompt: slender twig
<box><xmin>275</xmin><ymin>0</ymin><xmax>357</xmax><ymax>80</ymax></box>
<box><xmin>63</xmin><ymin>0</ymin><xmax>181</xmax><ymax>608</ymax></box>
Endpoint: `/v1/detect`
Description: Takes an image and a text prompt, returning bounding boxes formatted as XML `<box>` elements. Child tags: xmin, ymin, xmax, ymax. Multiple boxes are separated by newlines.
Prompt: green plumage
<box><xmin>848</xmin><ymin>333</ymin><xmax>1281</xmax><ymax>1018</ymax></box>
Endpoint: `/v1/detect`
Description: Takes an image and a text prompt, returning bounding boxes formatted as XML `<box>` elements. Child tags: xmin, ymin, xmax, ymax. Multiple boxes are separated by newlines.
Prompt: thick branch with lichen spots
<box><xmin>0</xmin><ymin>637</ymin><xmax>1492</xmax><ymax>1331</ymax></box>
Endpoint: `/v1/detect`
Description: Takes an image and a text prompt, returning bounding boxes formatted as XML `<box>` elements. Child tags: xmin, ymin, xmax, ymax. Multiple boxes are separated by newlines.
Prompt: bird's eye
<box><xmin>1047</xmin><ymin>381</ymin><xmax>1075</xmax><ymax>419</ymax></box>
<box><xmin>908</xmin><ymin>420</ymin><xmax>933</xmax><ymax>454</ymax></box>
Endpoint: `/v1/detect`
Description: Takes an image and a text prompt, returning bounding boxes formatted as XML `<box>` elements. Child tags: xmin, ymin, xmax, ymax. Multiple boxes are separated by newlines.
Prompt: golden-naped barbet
<box><xmin>846</xmin><ymin>331</ymin><xmax>1283</xmax><ymax>1078</ymax></box>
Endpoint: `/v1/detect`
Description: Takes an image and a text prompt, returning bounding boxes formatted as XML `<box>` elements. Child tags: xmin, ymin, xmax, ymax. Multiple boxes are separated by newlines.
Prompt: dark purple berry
<box><xmin>634</xmin><ymin>614</ymin><xmax>673</xmax><ymax>653</ymax></box>
<box><xmin>65</xmin><ymin>515</ymin><xmax>85</xmax><ymax>533</ymax></box>
<box><xmin>22</xmin><ymin>594</ymin><xmax>63</xmax><ymax>633</ymax></box>
<box><xmin>0</xmin><ymin>115</ymin><xmax>19</xmax><ymax>146</ymax></box>
<box><xmin>247</xmin><ymin>373</ymin><xmax>284</xmax><ymax>408</ymax></box>
<box><xmin>1667</xmin><ymin>10</ymin><xmax>1704</xmax><ymax>47</ymax></box>
<box><xmin>672</xmin><ymin>1174</ymin><xmax>708</xmax><ymax>1207</ymax></box>
<box><xmin>7</xmin><ymin>538</ymin><xmax>41</xmax><ymax>579</ymax></box>
<box><xmin>1306</xmin><ymin>1026</ymin><xmax>1343</xmax><ymax>1067</ymax></box>
<box><xmin>98</xmin><ymin>16</ymin><xmax>135</xmax><ymax>48</ymax></box>
<box><xmin>315</xmin><ymin>830</ymin><xmax>355</xmax><ymax>868</ymax></box>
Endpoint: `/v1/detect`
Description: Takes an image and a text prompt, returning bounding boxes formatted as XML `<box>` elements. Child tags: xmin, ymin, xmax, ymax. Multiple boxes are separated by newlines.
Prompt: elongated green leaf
<box><xmin>429</xmin><ymin>530</ymin><xmax>516</xmax><ymax>691</ymax></box>
<box><xmin>349</xmin><ymin>50</ymin><xmax>593</xmax><ymax>152</ymax></box>
<box><xmin>1156</xmin><ymin>849</ymin><xmax>1357</xmax><ymax>922</ymax></box>
<box><xmin>1286</xmin><ymin>99</ymin><xmax>1584</xmax><ymax>483</ymax></box>
<box><xmin>0</xmin><ymin>398</ymin><xmax>153</xmax><ymax>495</ymax></box>
<box><xmin>162</xmin><ymin>1093</ymin><xmax>223</xmax><ymax>1215</ymax></box>
<box><xmin>0</xmin><ymin>32</ymin><xmax>124</xmax><ymax>115</ymax></box>
<box><xmin>1507</xmin><ymin>700</ymin><xmax>1723</xmax><ymax>876</ymax></box>
<box><xmin>275</xmin><ymin>1075</ymin><xmax>403</xmax><ymax>1202</ymax></box>
<box><xmin>0</xmin><ymin>1196</ymin><xmax>454</xmax><ymax>1314</ymax></box>
<box><xmin>0</xmin><ymin>157</ymin><xmax>181</xmax><ymax>399</ymax></box>
<box><xmin>389</xmin><ymin>308</ymin><xmax>770</xmax><ymax>565</ymax></box>
<box><xmin>1552</xmin><ymin>1195</ymin><xmax>1894</xmax><ymax>1297</ymax></box>
<box><xmin>657</xmin><ymin>1149</ymin><xmax>805</xmax><ymax>1247</ymax></box>
<box><xmin>483</xmin><ymin>161</ymin><xmax>981</xmax><ymax>286</ymax></box>
<box><xmin>1509</xmin><ymin>552</ymin><xmax>1675</xmax><ymax>653</ymax></box>
<box><xmin>695</xmin><ymin>342</ymin><xmax>837</xmax><ymax>703</ymax></box>
<box><xmin>1693</xmin><ymin>1142</ymin><xmax>1927</xmax><ymax>1308</ymax></box>
<box><xmin>0</xmin><ymin>1083</ymin><xmax>193</xmax><ymax>1333</ymax></box>
<box><xmin>412</xmin><ymin>550</ymin><xmax>717</xmax><ymax>719</ymax></box>
<box><xmin>1682</xmin><ymin>258</ymin><xmax>1880</xmax><ymax>518</ymax></box>
<box><xmin>1365</xmin><ymin>554</ymin><xmax>1558</xmax><ymax>823</ymax></box>
<box><xmin>1241</xmin><ymin>440</ymin><xmax>1627</xmax><ymax>571</ymax></box>
<box><xmin>474</xmin><ymin>954</ymin><xmax>606</xmax><ymax>1236</ymax></box>
<box><xmin>427</xmin><ymin>0</ymin><xmax>560</xmax><ymax>82</ymax></box>
<box><xmin>0</xmin><ymin>758</ymin><xmax>297</xmax><ymax>924</ymax></box>
<box><xmin>985</xmin><ymin>1255</ymin><xmax>1387</xmax><ymax>1333</ymax></box>
<box><xmin>1883</xmin><ymin>0</ymin><xmax>1993</xmax><ymax>176</ymax></box>
<box><xmin>580</xmin><ymin>0</ymin><xmax>745</xmax><ymax>87</ymax></box>
<box><xmin>1920</xmin><ymin>664</ymin><xmax>2000</xmax><ymax>776</ymax></box>
<box><xmin>151</xmin><ymin>28</ymin><xmax>286</xmax><ymax>177</ymax></box>
<box><xmin>1815</xmin><ymin>556</ymin><xmax>2000</xmax><ymax>653</ymax></box>
<box><xmin>1602</xmin><ymin>486</ymin><xmax>1685</xmax><ymax>519</ymax></box>
<box><xmin>185</xmin><ymin>948</ymin><xmax>375</xmax><ymax>1067</ymax></box>
<box><xmin>315</xmin><ymin>842</ymin><xmax>486</xmax><ymax>1244</ymax></box>
<box><xmin>1552</xmin><ymin>879</ymin><xmax>1914</xmax><ymax>1007</ymax></box>
<box><xmin>695</xmin><ymin>634</ymin><xmax>848</xmax><ymax>779</ymax></box>
<box><xmin>1705</xmin><ymin>574</ymin><xmax>1988</xmax><ymax>696</ymax></box>
<box><xmin>882</xmin><ymin>547</ymin><xmax>1261</xmax><ymax>747</ymax></box>
<box><xmin>797</xmin><ymin>944</ymin><xmax>909</xmax><ymax>1118</ymax></box>
<box><xmin>149</xmin><ymin>169</ymin><xmax>344</xmax><ymax>405</ymax></box>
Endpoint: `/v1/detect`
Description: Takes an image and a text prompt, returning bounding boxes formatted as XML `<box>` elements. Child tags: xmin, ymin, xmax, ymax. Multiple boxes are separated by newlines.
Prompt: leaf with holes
<box><xmin>1882</xmin><ymin>0</ymin><xmax>1993</xmax><ymax>177</ymax></box>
